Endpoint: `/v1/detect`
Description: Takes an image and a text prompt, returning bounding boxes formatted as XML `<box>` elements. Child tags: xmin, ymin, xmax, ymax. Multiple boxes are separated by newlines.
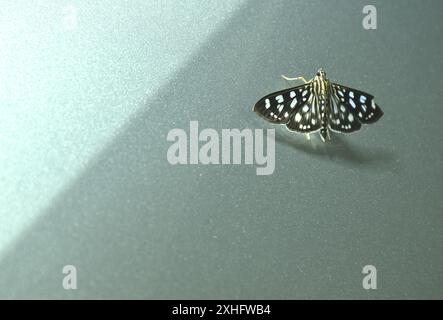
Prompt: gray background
<box><xmin>0</xmin><ymin>0</ymin><xmax>442</xmax><ymax>298</ymax></box>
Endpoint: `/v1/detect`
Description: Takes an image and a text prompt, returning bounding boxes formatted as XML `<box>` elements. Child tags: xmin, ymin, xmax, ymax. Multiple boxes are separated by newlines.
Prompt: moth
<box><xmin>253</xmin><ymin>68</ymin><xmax>383</xmax><ymax>141</ymax></box>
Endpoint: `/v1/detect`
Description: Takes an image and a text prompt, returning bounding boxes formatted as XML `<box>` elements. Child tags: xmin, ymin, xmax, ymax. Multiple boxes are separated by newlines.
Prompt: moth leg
<box><xmin>325</xmin><ymin>128</ymin><xmax>331</xmax><ymax>141</ymax></box>
<box><xmin>281</xmin><ymin>75</ymin><xmax>309</xmax><ymax>84</ymax></box>
<box><xmin>305</xmin><ymin>133</ymin><xmax>311</xmax><ymax>140</ymax></box>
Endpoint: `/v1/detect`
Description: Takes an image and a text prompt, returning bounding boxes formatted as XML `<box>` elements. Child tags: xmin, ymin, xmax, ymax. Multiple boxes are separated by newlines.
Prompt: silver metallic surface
<box><xmin>0</xmin><ymin>0</ymin><xmax>442</xmax><ymax>298</ymax></box>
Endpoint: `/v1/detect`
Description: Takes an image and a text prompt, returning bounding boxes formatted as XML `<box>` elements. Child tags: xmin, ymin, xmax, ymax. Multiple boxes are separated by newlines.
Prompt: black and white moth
<box><xmin>253</xmin><ymin>68</ymin><xmax>383</xmax><ymax>141</ymax></box>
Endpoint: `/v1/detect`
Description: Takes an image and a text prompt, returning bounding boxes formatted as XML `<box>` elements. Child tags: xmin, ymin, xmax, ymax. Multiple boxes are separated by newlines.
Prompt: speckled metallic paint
<box><xmin>0</xmin><ymin>0</ymin><xmax>442</xmax><ymax>299</ymax></box>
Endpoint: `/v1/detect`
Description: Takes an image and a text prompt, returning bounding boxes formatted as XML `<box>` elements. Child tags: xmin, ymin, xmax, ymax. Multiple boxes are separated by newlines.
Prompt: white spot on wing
<box><xmin>349</xmin><ymin>98</ymin><xmax>356</xmax><ymax>109</ymax></box>
<box><xmin>333</xmin><ymin>100</ymin><xmax>338</xmax><ymax>114</ymax></box>
<box><xmin>290</xmin><ymin>97</ymin><xmax>297</xmax><ymax>108</ymax></box>
<box><xmin>265</xmin><ymin>99</ymin><xmax>270</xmax><ymax>109</ymax></box>
<box><xmin>290</xmin><ymin>91</ymin><xmax>295</xmax><ymax>98</ymax></box>
<box><xmin>295</xmin><ymin>113</ymin><xmax>302</xmax><ymax>122</ymax></box>
<box><xmin>276</xmin><ymin>95</ymin><xmax>284</xmax><ymax>103</ymax></box>
<box><xmin>360</xmin><ymin>96</ymin><xmax>367</xmax><ymax>103</ymax></box>
<box><xmin>348</xmin><ymin>113</ymin><xmax>354</xmax><ymax>122</ymax></box>
<box><xmin>349</xmin><ymin>91</ymin><xmax>354</xmax><ymax>98</ymax></box>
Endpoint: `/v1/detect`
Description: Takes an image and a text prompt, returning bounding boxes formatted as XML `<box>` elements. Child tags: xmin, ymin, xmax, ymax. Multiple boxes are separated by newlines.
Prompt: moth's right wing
<box><xmin>328</xmin><ymin>87</ymin><xmax>362</xmax><ymax>133</ymax></box>
<box><xmin>330</xmin><ymin>83</ymin><xmax>383</xmax><ymax>124</ymax></box>
<box><xmin>253</xmin><ymin>83</ymin><xmax>313</xmax><ymax>124</ymax></box>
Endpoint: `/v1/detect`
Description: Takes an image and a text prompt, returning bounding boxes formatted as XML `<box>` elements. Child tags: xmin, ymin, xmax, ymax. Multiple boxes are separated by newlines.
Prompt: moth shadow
<box><xmin>275</xmin><ymin>127</ymin><xmax>397</xmax><ymax>169</ymax></box>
